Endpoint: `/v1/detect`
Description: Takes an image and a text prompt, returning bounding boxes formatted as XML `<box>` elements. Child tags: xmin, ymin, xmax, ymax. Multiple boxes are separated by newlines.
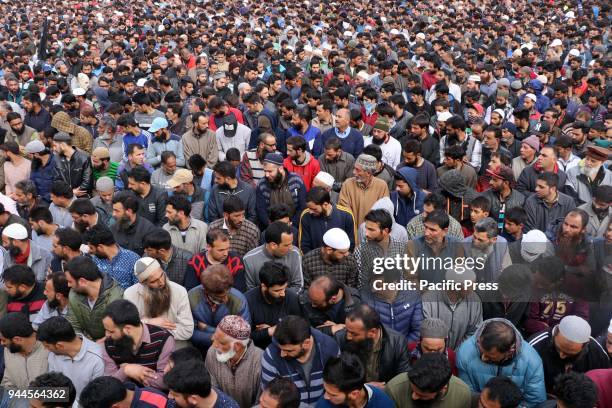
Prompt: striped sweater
<box><xmin>261</xmin><ymin>328</ymin><xmax>340</xmax><ymax>405</ymax></box>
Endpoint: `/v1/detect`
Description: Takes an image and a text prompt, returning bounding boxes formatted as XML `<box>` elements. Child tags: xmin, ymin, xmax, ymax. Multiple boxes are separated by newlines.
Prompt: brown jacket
<box><xmin>51</xmin><ymin>111</ymin><xmax>93</xmax><ymax>153</ymax></box>
<box><xmin>181</xmin><ymin>127</ymin><xmax>218</xmax><ymax>169</ymax></box>
<box><xmin>338</xmin><ymin>176</ymin><xmax>389</xmax><ymax>227</ymax></box>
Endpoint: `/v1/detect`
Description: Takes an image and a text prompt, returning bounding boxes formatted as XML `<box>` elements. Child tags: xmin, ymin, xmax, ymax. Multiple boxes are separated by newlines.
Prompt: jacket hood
<box><xmin>371</xmin><ymin>196</ymin><xmax>396</xmax><ymax>223</ymax></box>
<box><xmin>396</xmin><ymin>166</ymin><xmax>421</xmax><ymax>193</ymax></box>
<box><xmin>439</xmin><ymin>169</ymin><xmax>468</xmax><ymax>198</ymax></box>
<box><xmin>474</xmin><ymin>318</ymin><xmax>523</xmax><ymax>360</ymax></box>
<box><xmin>292</xmin><ymin>151</ymin><xmax>312</xmax><ymax>166</ymax></box>
<box><xmin>527</xmin><ymin>79</ymin><xmax>544</xmax><ymax>94</ymax></box>
<box><xmin>51</xmin><ymin>111</ymin><xmax>76</xmax><ymax>133</ymax></box>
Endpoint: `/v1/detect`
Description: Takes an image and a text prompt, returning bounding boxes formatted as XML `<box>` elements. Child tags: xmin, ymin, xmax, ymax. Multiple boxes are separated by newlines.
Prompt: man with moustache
<box><xmin>240</xmin><ymin>132</ymin><xmax>278</xmax><ymax>187</ymax></box>
<box><xmin>205</xmin><ymin>315</ymin><xmax>263</xmax><ymax>408</ymax></box>
<box><xmin>124</xmin><ymin>257</ymin><xmax>194</xmax><ymax>347</ymax></box>
<box><xmin>244</xmin><ymin>262</ymin><xmax>302</xmax><ymax>349</ymax></box>
<box><xmin>208</xmin><ymin>161</ymin><xmax>257</xmax><ymax>223</ymax></box>
<box><xmin>524</xmin><ymin>172</ymin><xmax>576</xmax><ymax>233</ymax></box>
<box><xmin>52</xmin><ymin>131</ymin><xmax>92</xmax><ymax>198</ymax></box>
<box><xmin>91</xmin><ymin>147</ymin><xmax>119</xmax><ymax>182</ymax></box>
<box><xmin>32</xmin><ymin>272</ymin><xmax>70</xmax><ymax>330</ymax></box>
<box><xmin>551</xmin><ymin>210</ymin><xmax>594</xmax><ymax>268</ymax></box>
<box><xmin>318</xmin><ymin>137</ymin><xmax>356</xmax><ymax>189</ymax></box>
<box><xmin>578</xmin><ymin>185</ymin><xmax>611</xmax><ymax>238</ymax></box>
<box><xmin>5</xmin><ymin>111</ymin><xmax>38</xmax><ymax>148</ymax></box>
<box><xmin>110</xmin><ymin>191</ymin><xmax>156</xmax><ymax>256</ymax></box>
<box><xmin>2</xmin><ymin>223</ymin><xmax>53</xmax><ymax>283</ymax></box>
<box><xmin>283</xmin><ymin>136</ymin><xmax>321</xmax><ymax>191</ymax></box>
<box><xmin>464</xmin><ymin>218</ymin><xmax>512</xmax><ymax>283</ymax></box>
<box><xmin>101</xmin><ymin>299</ymin><xmax>175</xmax><ymax>390</ymax></box>
<box><xmin>335</xmin><ymin>304</ymin><xmax>410</xmax><ymax>387</ymax></box>
<box><xmin>479</xmin><ymin>166</ymin><xmax>525</xmax><ymax>231</ymax></box>
<box><xmin>565</xmin><ymin>146</ymin><xmax>612</xmax><ymax>205</ymax></box>
<box><xmin>25</xmin><ymin>140</ymin><xmax>56</xmax><ymax>204</ymax></box>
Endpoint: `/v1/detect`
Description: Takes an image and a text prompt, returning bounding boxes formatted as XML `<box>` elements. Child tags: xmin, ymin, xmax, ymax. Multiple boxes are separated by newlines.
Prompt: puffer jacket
<box><xmin>53</xmin><ymin>150</ymin><xmax>93</xmax><ymax>193</ymax></box>
<box><xmin>335</xmin><ymin>324</ymin><xmax>411</xmax><ymax>383</ymax></box>
<box><xmin>299</xmin><ymin>283</ymin><xmax>361</xmax><ymax>337</ymax></box>
<box><xmin>66</xmin><ymin>274</ymin><xmax>124</xmax><ymax>340</ymax></box>
<box><xmin>360</xmin><ymin>289</ymin><xmax>423</xmax><ymax>342</ymax></box>
<box><xmin>390</xmin><ymin>167</ymin><xmax>426</xmax><ymax>227</ymax></box>
<box><xmin>456</xmin><ymin>318</ymin><xmax>547</xmax><ymax>407</ymax></box>
<box><xmin>51</xmin><ymin>111</ymin><xmax>93</xmax><ymax>153</ymax></box>
<box><xmin>255</xmin><ymin>170</ymin><xmax>306</xmax><ymax>228</ymax></box>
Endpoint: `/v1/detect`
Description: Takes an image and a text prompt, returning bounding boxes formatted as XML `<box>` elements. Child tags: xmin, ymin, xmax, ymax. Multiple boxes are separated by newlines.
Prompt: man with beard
<box><xmin>22</xmin><ymin>92</ymin><xmax>52</xmax><ymax>132</ymax></box>
<box><xmin>167</xmin><ymin>169</ymin><xmax>206</xmax><ymax>222</ymax></box>
<box><xmin>101</xmin><ymin>299</ymin><xmax>175</xmax><ymax>389</ymax></box>
<box><xmin>68</xmin><ymin>198</ymin><xmax>106</xmax><ymax>234</ymax></box>
<box><xmin>85</xmin><ymin>224</ymin><xmax>139</xmax><ymax>290</ymax></box>
<box><xmin>50</xmin><ymin>228</ymin><xmax>83</xmax><ymax>274</ymax></box>
<box><xmin>145</xmin><ymin>117</ymin><xmax>185</xmax><ymax>169</ymax></box>
<box><xmin>287</xmin><ymin>107</ymin><xmax>321</xmax><ymax>152</ymax></box>
<box><xmin>208</xmin><ymin>196</ymin><xmax>260</xmax><ymax>257</ymax></box>
<box><xmin>570</xmin><ymin>122</ymin><xmax>592</xmax><ymax>159</ymax></box>
<box><xmin>283</xmin><ymin>136</ymin><xmax>321</xmax><ymax>191</ymax></box>
<box><xmin>127</xmin><ymin>166</ymin><xmax>168</xmax><ymax>226</ymax></box>
<box><xmin>25</xmin><ymin>140</ymin><xmax>56</xmax><ymax>204</ymax></box>
<box><xmin>255</xmin><ymin>152</ymin><xmax>306</xmax><ymax>228</ymax></box>
<box><xmin>565</xmin><ymin>146</ymin><xmax>612</xmax><ymax>205</ymax></box>
<box><xmin>439</xmin><ymin>115</ymin><xmax>482</xmax><ymax>172</ymax></box>
<box><xmin>529</xmin><ymin>315</ymin><xmax>610</xmax><ymax>393</ymax></box>
<box><xmin>52</xmin><ymin>132</ymin><xmax>92</xmax><ymax>198</ymax></box>
<box><xmin>239</xmin><ymin>132</ymin><xmax>277</xmax><ymax>187</ymax></box>
<box><xmin>524</xmin><ymin>172</ymin><xmax>576</xmax><ymax>233</ymax></box>
<box><xmin>464</xmin><ymin>218</ymin><xmax>512</xmax><ymax>283</ymax></box>
<box><xmin>116</xmin><ymin>143</ymin><xmax>154</xmax><ymax>191</ymax></box>
<box><xmin>0</xmin><ymin>312</ymin><xmax>48</xmax><ymax>389</ymax></box>
<box><xmin>437</xmin><ymin>145</ymin><xmax>478</xmax><ymax>190</ymax></box>
<box><xmin>110</xmin><ymin>191</ymin><xmax>156</xmax><ymax>256</ymax></box>
<box><xmin>318</xmin><ymin>137</ymin><xmax>356</xmax><ymax>190</ymax></box>
<box><xmin>188</xmin><ymin>264</ymin><xmax>251</xmax><ymax>353</ymax></box>
<box><xmin>511</xmin><ymin>135</ymin><xmax>540</xmax><ymax>181</ymax></box>
<box><xmin>2</xmin><ymin>223</ymin><xmax>52</xmax><ymax>283</ymax></box>
<box><xmin>13</xmin><ymin>179</ymin><xmax>45</xmax><ymax>221</ymax></box>
<box><xmin>36</xmin><ymin>316</ymin><xmax>104</xmax><ymax>399</ymax></box>
<box><xmin>208</xmin><ymin>161</ymin><xmax>256</xmax><ymax>223</ymax></box>
<box><xmin>479</xmin><ymin>166</ymin><xmax>525</xmax><ymax>232</ymax></box>
<box><xmin>32</xmin><ymin>272</ymin><xmax>70</xmax><ymax>330</ymax></box>
<box><xmin>1</xmin><ymin>141</ymin><xmax>30</xmax><ymax>197</ymax></box>
<box><xmin>578</xmin><ymin>185</ymin><xmax>611</xmax><ymax>238</ymax></box>
<box><xmin>91</xmin><ymin>147</ymin><xmax>119</xmax><ymax>182</ymax></box>
<box><xmin>261</xmin><ymin>315</ymin><xmax>340</xmax><ymax>405</ymax></box>
<box><xmin>182</xmin><ymin>112</ymin><xmax>219</xmax><ymax>169</ymax></box>
<box><xmin>5</xmin><ymin>111</ymin><xmax>38</xmax><ymax>148</ymax></box>
<box><xmin>163</xmin><ymin>194</ymin><xmax>208</xmax><ymax>255</ymax></box>
<box><xmin>29</xmin><ymin>206</ymin><xmax>59</xmax><ymax>252</ymax></box>
<box><xmin>386</xmin><ymin>353</ymin><xmax>471</xmax><ymax>408</ymax></box>
<box><xmin>205</xmin><ymin>315</ymin><xmax>263</xmax><ymax>408</ymax></box>
<box><xmin>143</xmin><ymin>228</ymin><xmax>193</xmax><ymax>287</ymax></box>
<box><xmin>183</xmin><ymin>228</ymin><xmax>247</xmax><ymax>292</ymax></box>
<box><xmin>124</xmin><ymin>257</ymin><xmax>194</xmax><ymax>347</ymax></box>
<box><xmin>151</xmin><ymin>152</ymin><xmax>178</xmax><ymax>193</ymax></box>
<box><xmin>399</xmin><ymin>140</ymin><xmax>439</xmax><ymax>195</ymax></box>
<box><xmin>244</xmin><ymin>262</ymin><xmax>302</xmax><ymax>349</ymax></box>
<box><xmin>408</xmin><ymin>114</ymin><xmax>438</xmax><ymax>167</ymax></box>
<box><xmin>3</xmin><ymin>264</ymin><xmax>46</xmax><ymax>320</ymax></box>
<box><xmin>551</xmin><ymin>210</ymin><xmax>594</xmax><ymax>269</ymax></box>
<box><xmin>335</xmin><ymin>304</ymin><xmax>410</xmax><ymax>386</ymax></box>
<box><xmin>92</xmin><ymin>116</ymin><xmax>124</xmax><ymax>163</ymax></box>
<box><xmin>48</xmin><ymin>181</ymin><xmax>76</xmax><ymax>229</ymax></box>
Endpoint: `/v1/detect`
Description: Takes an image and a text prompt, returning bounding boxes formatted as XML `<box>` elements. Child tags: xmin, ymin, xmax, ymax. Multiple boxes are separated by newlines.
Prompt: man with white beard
<box><xmin>565</xmin><ymin>146</ymin><xmax>612</xmax><ymax>205</ymax></box>
<box><xmin>123</xmin><ymin>257</ymin><xmax>194</xmax><ymax>347</ymax></box>
<box><xmin>204</xmin><ymin>315</ymin><xmax>263</xmax><ymax>408</ymax></box>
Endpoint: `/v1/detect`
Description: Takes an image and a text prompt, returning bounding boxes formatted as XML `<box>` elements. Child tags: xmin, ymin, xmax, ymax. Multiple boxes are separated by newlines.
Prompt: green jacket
<box><xmin>67</xmin><ymin>275</ymin><xmax>123</xmax><ymax>340</ymax></box>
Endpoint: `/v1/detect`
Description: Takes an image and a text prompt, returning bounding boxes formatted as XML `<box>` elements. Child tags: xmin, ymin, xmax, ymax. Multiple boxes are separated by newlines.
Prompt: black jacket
<box><xmin>529</xmin><ymin>328</ymin><xmax>610</xmax><ymax>392</ymax></box>
<box><xmin>53</xmin><ymin>149</ymin><xmax>92</xmax><ymax>193</ymax></box>
<box><xmin>138</xmin><ymin>185</ymin><xmax>168</xmax><ymax>226</ymax></box>
<box><xmin>244</xmin><ymin>287</ymin><xmax>303</xmax><ymax>349</ymax></box>
<box><xmin>335</xmin><ymin>325</ymin><xmax>411</xmax><ymax>383</ymax></box>
<box><xmin>109</xmin><ymin>215</ymin><xmax>156</xmax><ymax>255</ymax></box>
<box><xmin>299</xmin><ymin>284</ymin><xmax>361</xmax><ymax>337</ymax></box>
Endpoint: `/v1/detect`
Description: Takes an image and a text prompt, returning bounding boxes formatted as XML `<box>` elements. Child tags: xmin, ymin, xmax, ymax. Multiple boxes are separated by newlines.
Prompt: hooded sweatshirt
<box><xmin>390</xmin><ymin>167</ymin><xmax>425</xmax><ymax>227</ymax></box>
<box><xmin>439</xmin><ymin>170</ymin><xmax>478</xmax><ymax>222</ymax></box>
<box><xmin>283</xmin><ymin>152</ymin><xmax>321</xmax><ymax>191</ymax></box>
<box><xmin>358</xmin><ymin>197</ymin><xmax>409</xmax><ymax>243</ymax></box>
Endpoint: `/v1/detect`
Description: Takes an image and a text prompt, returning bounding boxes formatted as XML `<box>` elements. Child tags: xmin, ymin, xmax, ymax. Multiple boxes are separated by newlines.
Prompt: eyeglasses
<box><xmin>265</xmin><ymin>143</ymin><xmax>277</xmax><ymax>147</ymax></box>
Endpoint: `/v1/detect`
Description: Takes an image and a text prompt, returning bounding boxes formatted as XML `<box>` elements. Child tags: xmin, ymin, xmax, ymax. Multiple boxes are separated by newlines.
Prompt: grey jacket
<box><xmin>163</xmin><ymin>218</ymin><xmax>208</xmax><ymax>255</ymax></box>
<box><xmin>7</xmin><ymin>241</ymin><xmax>53</xmax><ymax>282</ymax></box>
<box><xmin>207</xmin><ymin>180</ymin><xmax>257</xmax><ymax>223</ymax></box>
<box><xmin>578</xmin><ymin>202</ymin><xmax>610</xmax><ymax>238</ymax></box>
<box><xmin>243</xmin><ymin>245</ymin><xmax>303</xmax><ymax>292</ymax></box>
<box><xmin>565</xmin><ymin>165</ymin><xmax>612</xmax><ymax>206</ymax></box>
<box><xmin>524</xmin><ymin>192</ymin><xmax>576</xmax><ymax>232</ymax></box>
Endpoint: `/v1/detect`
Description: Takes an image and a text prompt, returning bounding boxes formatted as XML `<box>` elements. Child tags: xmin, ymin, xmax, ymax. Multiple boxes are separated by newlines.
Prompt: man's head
<box><xmin>423</xmin><ymin>210</ymin><xmax>449</xmax><ymax>246</ymax></box>
<box><xmin>85</xmin><ymin>224</ymin><xmax>118</xmax><ymax>259</ymax></box>
<box><xmin>478</xmin><ymin>320</ymin><xmax>517</xmax><ymax>365</ymax></box>
<box><xmin>213</xmin><ymin>161</ymin><xmax>238</xmax><ymax>190</ymax></box>
<box><xmin>479</xmin><ymin>377</ymin><xmax>523</xmax><ymax>408</ymax></box>
<box><xmin>308</xmin><ymin>275</ymin><xmax>343</xmax><ymax>312</ymax></box>
<box><xmin>262</xmin><ymin>153</ymin><xmax>286</xmax><ymax>186</ymax></box>
<box><xmin>13</xmin><ymin>179</ymin><xmax>37</xmax><ymax>207</ymax></box>
<box><xmin>164</xmin><ymin>360</ymin><xmax>214</xmax><ymax>408</ymax></box>
<box><xmin>201</xmin><ymin>264</ymin><xmax>233</xmax><ymax>304</ymax></box>
<box><xmin>559</xmin><ymin>210</ymin><xmax>588</xmax><ymax>242</ymax></box>
<box><xmin>552</xmin><ymin>315</ymin><xmax>591</xmax><ymax>362</ymax></box>
<box><xmin>321</xmin><ymin>228</ymin><xmax>351</xmax><ymax>263</ymax></box>
<box><xmin>286</xmin><ymin>136</ymin><xmax>308</xmax><ymax>162</ymax></box>
<box><xmin>306</xmin><ymin>187</ymin><xmax>333</xmax><ymax>218</ymax></box>
<box><xmin>126</xmin><ymin>143</ymin><xmax>145</xmax><ymax>166</ymax></box>
<box><xmin>36</xmin><ymin>316</ymin><xmax>78</xmax><ymax>356</ymax></box>
<box><xmin>443</xmin><ymin>145</ymin><xmax>465</xmax><ymax>170</ymax></box>
<box><xmin>79</xmin><ymin>376</ymin><xmax>129</xmax><ymax>408</ymax></box>
<box><xmin>363</xmin><ymin>208</ymin><xmax>393</xmax><ymax>243</ymax></box>
<box><xmin>264</xmin><ymin>221</ymin><xmax>294</xmax><ymax>258</ymax></box>
<box><xmin>469</xmin><ymin>196</ymin><xmax>491</xmax><ymax>225</ymax></box>
<box><xmin>2</xmin><ymin>264</ymin><xmax>35</xmax><ymax>299</ymax></box>
<box><xmin>487</xmin><ymin>166</ymin><xmax>515</xmax><ymax>194</ymax></box>
<box><xmin>68</xmin><ymin>198</ymin><xmax>98</xmax><ymax>232</ymax></box>
<box><xmin>143</xmin><ymin>228</ymin><xmax>173</xmax><ymax>261</ymax></box>
<box><xmin>102</xmin><ymin>299</ymin><xmax>142</xmax><ymax>361</ymax></box>
<box><xmin>134</xmin><ymin>257</ymin><xmax>171</xmax><ymax>318</ymax></box>
<box><xmin>323</xmin><ymin>137</ymin><xmax>343</xmax><ymax>163</ymax></box>
<box><xmin>343</xmin><ymin>304</ymin><xmax>381</xmax><ymax>358</ymax></box>
<box><xmin>29</xmin><ymin>372</ymin><xmax>77</xmax><ymax>408</ymax></box>
<box><xmin>258</xmin><ymin>378</ymin><xmax>301</xmax><ymax>408</ymax></box>
<box><xmin>535</xmin><ymin>172</ymin><xmax>559</xmax><ymax>200</ymax></box>
<box><xmin>127</xmin><ymin>166</ymin><xmax>152</xmax><ymax>195</ymax></box>
<box><xmin>221</xmin><ymin>195</ymin><xmax>245</xmax><ymax>230</ymax></box>
<box><xmin>536</xmin><ymin>146</ymin><xmax>557</xmax><ymax>171</ymax></box>
<box><xmin>322</xmin><ymin>353</ymin><xmax>366</xmax><ymax>406</ymax></box>
<box><xmin>402</xmin><ymin>139</ymin><xmax>422</xmax><ymax>167</ymax></box>
<box><xmin>165</xmin><ymin>195</ymin><xmax>191</xmax><ymax>227</ymax></box>
<box><xmin>273</xmin><ymin>315</ymin><xmax>313</xmax><ymax>360</ymax></box>
<box><xmin>211</xmin><ymin>315</ymin><xmax>251</xmax><ymax>363</ymax></box>
<box><xmin>519</xmin><ymin>136</ymin><xmax>539</xmax><ymax>162</ymax></box>
<box><xmin>168</xmin><ymin>169</ymin><xmax>195</xmax><ymax>195</ymax></box>
<box><xmin>205</xmin><ymin>229</ymin><xmax>231</xmax><ymax>263</ymax></box>
<box><xmin>43</xmin><ymin>272</ymin><xmax>70</xmax><ymax>310</ymax></box>
<box><xmin>259</xmin><ymin>262</ymin><xmax>290</xmax><ymax>305</ymax></box>
<box><xmin>472</xmin><ymin>218</ymin><xmax>499</xmax><ymax>251</ymax></box>
<box><xmin>581</xmin><ymin>146</ymin><xmax>609</xmax><ymax>180</ymax></box>
<box><xmin>0</xmin><ymin>312</ymin><xmax>34</xmax><ymax>354</ymax></box>
<box><xmin>552</xmin><ymin>372</ymin><xmax>598</xmax><ymax>408</ymax></box>
<box><xmin>50</xmin><ymin>180</ymin><xmax>74</xmax><ymax>209</ymax></box>
<box><xmin>111</xmin><ymin>191</ymin><xmax>139</xmax><ymax>229</ymax></box>
<box><xmin>64</xmin><ymin>256</ymin><xmax>103</xmax><ymax>295</ymax></box>
<box><xmin>407</xmin><ymin>353</ymin><xmax>453</xmax><ymax>403</ymax></box>
<box><xmin>52</xmin><ymin>228</ymin><xmax>82</xmax><ymax>260</ymax></box>
<box><xmin>419</xmin><ymin>318</ymin><xmax>449</xmax><ymax>354</ymax></box>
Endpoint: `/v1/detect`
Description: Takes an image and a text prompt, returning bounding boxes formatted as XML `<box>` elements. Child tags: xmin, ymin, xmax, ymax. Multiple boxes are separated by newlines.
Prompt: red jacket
<box><xmin>283</xmin><ymin>154</ymin><xmax>321</xmax><ymax>191</ymax></box>
<box><xmin>209</xmin><ymin>107</ymin><xmax>245</xmax><ymax>131</ymax></box>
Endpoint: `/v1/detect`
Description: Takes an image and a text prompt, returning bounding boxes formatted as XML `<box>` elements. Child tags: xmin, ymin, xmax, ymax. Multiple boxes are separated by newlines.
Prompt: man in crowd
<box><xmin>110</xmin><ymin>191</ymin><xmax>156</xmax><ymax>255</ymax></box>
<box><xmin>163</xmin><ymin>195</ymin><xmax>208</xmax><ymax>255</ymax></box>
<box><xmin>143</xmin><ymin>228</ymin><xmax>193</xmax><ymax>286</ymax></box>
<box><xmin>208</xmin><ymin>196</ymin><xmax>261</xmax><ymax>257</ymax></box>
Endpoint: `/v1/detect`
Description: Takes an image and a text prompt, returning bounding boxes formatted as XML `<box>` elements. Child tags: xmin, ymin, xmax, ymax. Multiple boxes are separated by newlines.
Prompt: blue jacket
<box><xmin>391</xmin><ymin>167</ymin><xmax>426</xmax><ymax>227</ymax></box>
<box><xmin>261</xmin><ymin>328</ymin><xmax>340</xmax><ymax>405</ymax></box>
<box><xmin>456</xmin><ymin>318</ymin><xmax>547</xmax><ymax>407</ymax></box>
<box><xmin>298</xmin><ymin>204</ymin><xmax>356</xmax><ymax>254</ymax></box>
<box><xmin>360</xmin><ymin>289</ymin><xmax>423</xmax><ymax>342</ymax></box>
<box><xmin>30</xmin><ymin>155</ymin><xmax>56</xmax><ymax>203</ymax></box>
<box><xmin>519</xmin><ymin>80</ymin><xmax>550</xmax><ymax>114</ymax></box>
<box><xmin>255</xmin><ymin>171</ymin><xmax>307</xmax><ymax>228</ymax></box>
<box><xmin>313</xmin><ymin>127</ymin><xmax>364</xmax><ymax>158</ymax></box>
<box><xmin>316</xmin><ymin>384</ymin><xmax>395</xmax><ymax>408</ymax></box>
<box><xmin>188</xmin><ymin>286</ymin><xmax>251</xmax><ymax>351</ymax></box>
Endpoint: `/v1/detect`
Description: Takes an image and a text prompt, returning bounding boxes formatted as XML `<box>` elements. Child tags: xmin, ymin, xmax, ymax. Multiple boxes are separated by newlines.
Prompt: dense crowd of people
<box><xmin>0</xmin><ymin>0</ymin><xmax>609</xmax><ymax>407</ymax></box>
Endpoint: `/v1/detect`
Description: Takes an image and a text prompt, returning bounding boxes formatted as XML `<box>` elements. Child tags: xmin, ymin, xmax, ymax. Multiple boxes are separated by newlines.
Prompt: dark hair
<box><xmin>65</xmin><ymin>256</ymin><xmax>102</xmax><ymax>281</ymax></box>
<box><xmin>37</xmin><ymin>316</ymin><xmax>77</xmax><ymax>344</ymax></box>
<box><xmin>306</xmin><ymin>186</ymin><xmax>331</xmax><ymax>205</ymax></box>
<box><xmin>164</xmin><ymin>360</ymin><xmax>212</xmax><ymax>398</ymax></box>
<box><xmin>68</xmin><ymin>198</ymin><xmax>96</xmax><ymax>215</ymax></box>
<box><xmin>553</xmin><ymin>372</ymin><xmax>597</xmax><ymax>408</ymax></box>
<box><xmin>167</xmin><ymin>194</ymin><xmax>191</xmax><ymax>217</ymax></box>
<box><xmin>444</xmin><ymin>145</ymin><xmax>465</xmax><ymax>160</ymax></box>
<box><xmin>470</xmin><ymin>196</ymin><xmax>492</xmax><ymax>213</ymax></box>
<box><xmin>593</xmin><ymin>185</ymin><xmax>612</xmax><ymax>203</ymax></box>
<box><xmin>0</xmin><ymin>312</ymin><xmax>33</xmax><ymax>339</ymax></box>
<box><xmin>111</xmin><ymin>190</ymin><xmax>139</xmax><ymax>213</ymax></box>
<box><xmin>531</xmin><ymin>256</ymin><xmax>566</xmax><ymax>286</ymax></box>
<box><xmin>263</xmin><ymin>378</ymin><xmax>301</xmax><ymax>408</ymax></box>
<box><xmin>85</xmin><ymin>224</ymin><xmax>116</xmax><ymax>246</ymax></box>
<box><xmin>408</xmin><ymin>353</ymin><xmax>452</xmax><ymax>393</ymax></box>
<box><xmin>206</xmin><ymin>228</ymin><xmax>229</xmax><ymax>246</ymax></box>
<box><xmin>55</xmin><ymin>228</ymin><xmax>82</xmax><ymax>251</ymax></box>
<box><xmin>225</xmin><ymin>148</ymin><xmax>241</xmax><ymax>162</ymax></box>
<box><xmin>536</xmin><ymin>172</ymin><xmax>559</xmax><ymax>189</ymax></box>
<box><xmin>286</xmin><ymin>136</ymin><xmax>307</xmax><ymax>152</ymax></box>
<box><xmin>259</xmin><ymin>261</ymin><xmax>290</xmax><ymax>287</ymax></box>
<box><xmin>48</xmin><ymin>271</ymin><xmax>70</xmax><ymax>298</ymax></box>
<box><xmin>170</xmin><ymin>346</ymin><xmax>203</xmax><ymax>365</ymax></box>
<box><xmin>483</xmin><ymin>376</ymin><xmax>523</xmax><ymax>408</ymax></box>
<box><xmin>3</xmin><ymin>265</ymin><xmax>35</xmax><ymax>287</ymax></box>
<box><xmin>103</xmin><ymin>299</ymin><xmax>141</xmax><ymax>327</ymax></box>
<box><xmin>273</xmin><ymin>315</ymin><xmax>311</xmax><ymax>345</ymax></box>
<box><xmin>222</xmin><ymin>195</ymin><xmax>245</xmax><ymax>214</ymax></box>
<box><xmin>264</xmin><ymin>221</ymin><xmax>293</xmax><ymax>245</ymax></box>
<box><xmin>188</xmin><ymin>154</ymin><xmax>207</xmax><ymax>171</ymax></box>
<box><xmin>480</xmin><ymin>320</ymin><xmax>516</xmax><ymax>353</ymax></box>
<box><xmin>362</xmin><ymin>144</ymin><xmax>382</xmax><ymax>162</ymax></box>
<box><xmin>504</xmin><ymin>207</ymin><xmax>526</xmax><ymax>226</ymax></box>
<box><xmin>50</xmin><ymin>181</ymin><xmax>74</xmax><ymax>199</ymax></box>
<box><xmin>79</xmin><ymin>377</ymin><xmax>127</xmax><ymax>408</ymax></box>
<box><xmin>268</xmin><ymin>204</ymin><xmax>292</xmax><ymax>222</ymax></box>
<box><xmin>403</xmin><ymin>139</ymin><xmax>422</xmax><ymax>154</ymax></box>
<box><xmin>446</xmin><ymin>115</ymin><xmax>466</xmax><ymax>131</ymax></box>
<box><xmin>323</xmin><ymin>353</ymin><xmax>366</xmax><ymax>393</ymax></box>
<box><xmin>30</xmin><ymin>372</ymin><xmax>77</xmax><ymax>407</ymax></box>
<box><xmin>143</xmin><ymin>228</ymin><xmax>172</xmax><ymax>250</ymax></box>
<box><xmin>423</xmin><ymin>193</ymin><xmax>447</xmax><ymax>210</ymax></box>
<box><xmin>29</xmin><ymin>206</ymin><xmax>53</xmax><ymax>224</ymax></box>
<box><xmin>324</xmin><ymin>136</ymin><xmax>342</xmax><ymax>151</ymax></box>
<box><xmin>364</xmin><ymin>209</ymin><xmax>393</xmax><ymax>233</ymax></box>
<box><xmin>347</xmin><ymin>303</ymin><xmax>381</xmax><ymax>331</ymax></box>
<box><xmin>484</xmin><ymin>125</ymin><xmax>502</xmax><ymax>140</ymax></box>
<box><xmin>213</xmin><ymin>161</ymin><xmax>237</xmax><ymax>179</ymax></box>
<box><xmin>128</xmin><ymin>165</ymin><xmax>152</xmax><ymax>184</ymax></box>
<box><xmin>424</xmin><ymin>210</ymin><xmax>450</xmax><ymax>229</ymax></box>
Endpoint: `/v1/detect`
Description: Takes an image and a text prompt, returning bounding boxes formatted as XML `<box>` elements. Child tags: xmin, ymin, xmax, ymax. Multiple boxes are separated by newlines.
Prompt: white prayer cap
<box><xmin>314</xmin><ymin>172</ymin><xmax>334</xmax><ymax>188</ymax></box>
<box><xmin>558</xmin><ymin>315</ymin><xmax>591</xmax><ymax>344</ymax></box>
<box><xmin>323</xmin><ymin>228</ymin><xmax>351</xmax><ymax>250</ymax></box>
